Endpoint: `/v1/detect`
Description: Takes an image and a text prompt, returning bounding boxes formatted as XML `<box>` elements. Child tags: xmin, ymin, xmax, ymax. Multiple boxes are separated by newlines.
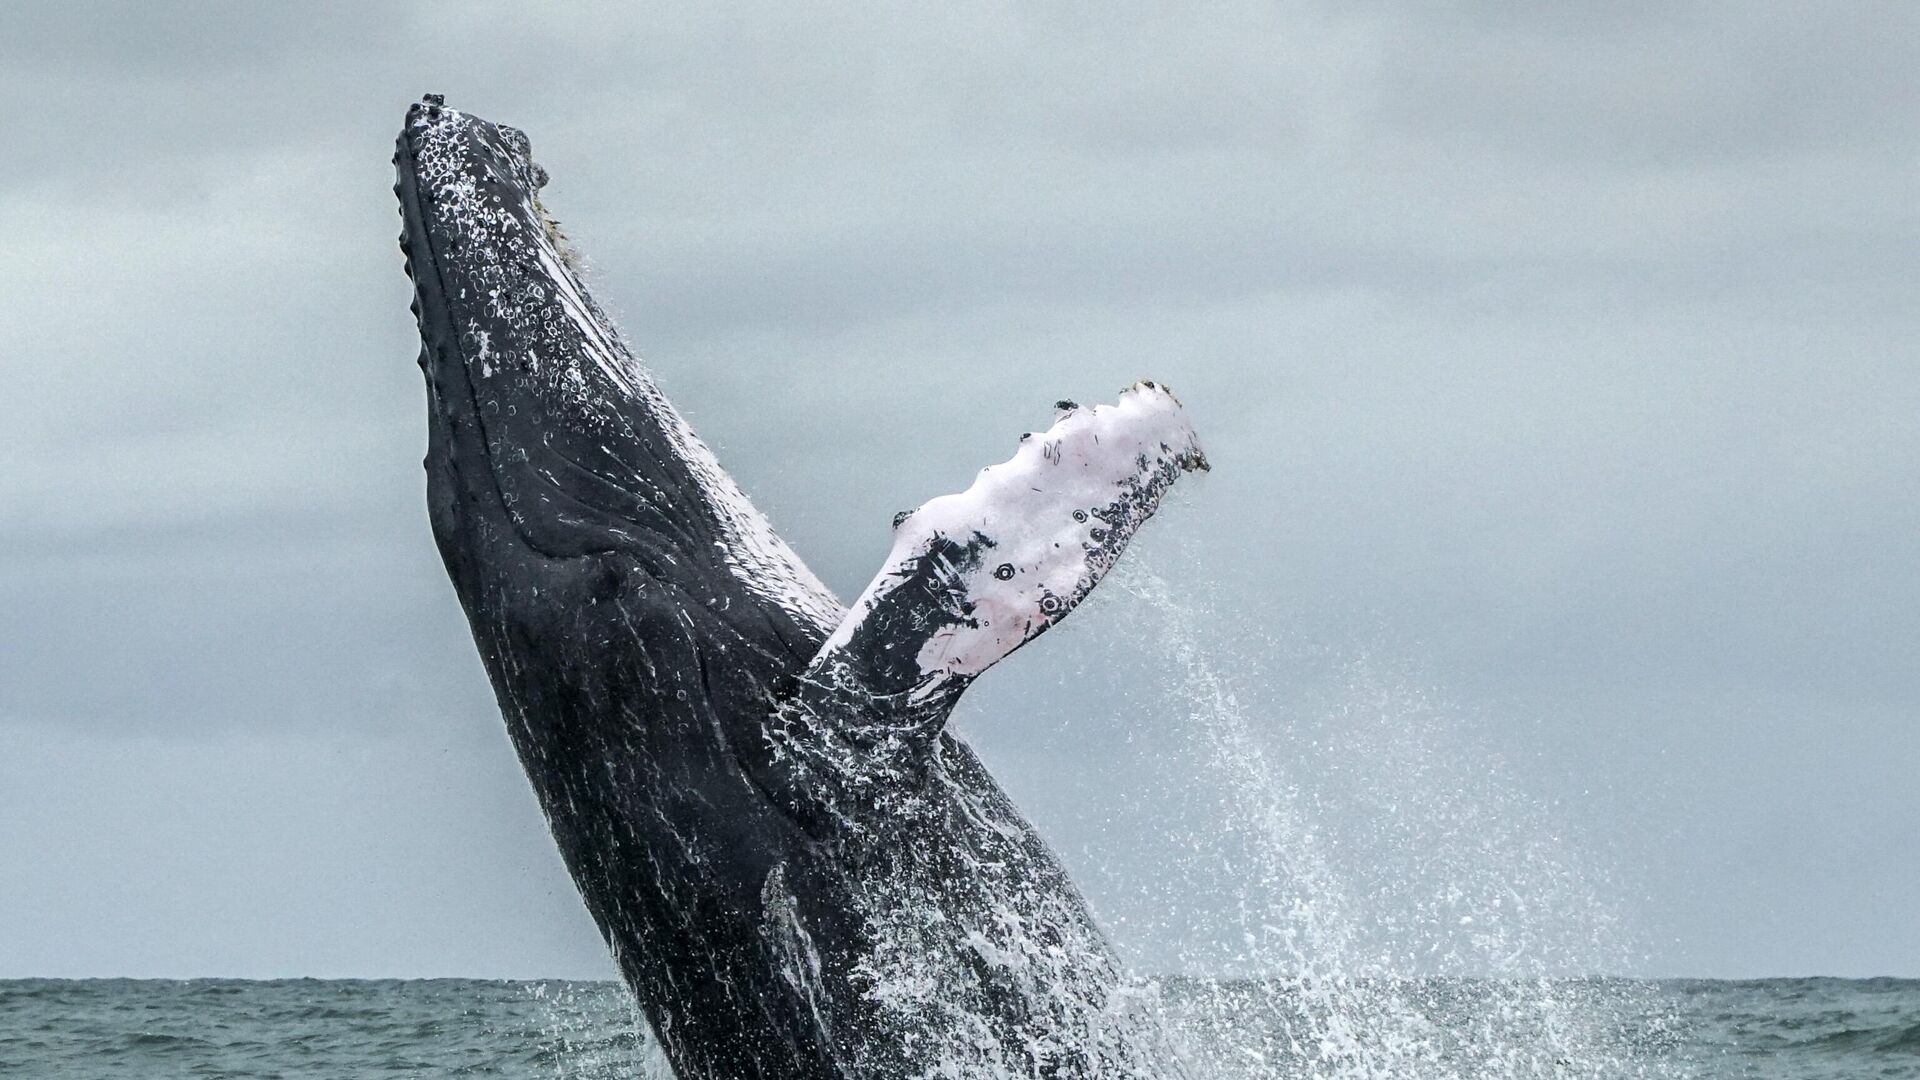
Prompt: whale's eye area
<box><xmin>1039</xmin><ymin>595</ymin><xmax>1063</xmax><ymax>615</ymax></box>
<box><xmin>1072</xmin><ymin>510</ymin><xmax>1088</xmax><ymax>523</ymax></box>
<box><xmin>994</xmin><ymin>563</ymin><xmax>1016</xmax><ymax>581</ymax></box>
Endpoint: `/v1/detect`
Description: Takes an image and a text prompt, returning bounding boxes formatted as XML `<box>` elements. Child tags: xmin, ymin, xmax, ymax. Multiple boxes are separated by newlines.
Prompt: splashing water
<box><xmin>1100</xmin><ymin>554</ymin><xmax>1688</xmax><ymax>1078</ymax></box>
<box><xmin>526</xmin><ymin>981</ymin><xmax>674</xmax><ymax>1079</ymax></box>
<box><xmin>517</xmin><ymin>540</ymin><xmax>1691</xmax><ymax>1078</ymax></box>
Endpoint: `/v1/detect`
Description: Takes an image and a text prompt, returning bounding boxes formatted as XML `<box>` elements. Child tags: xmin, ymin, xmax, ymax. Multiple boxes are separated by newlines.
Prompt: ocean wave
<box><xmin>3</xmin><ymin>977</ymin><xmax>1918</xmax><ymax>1078</ymax></box>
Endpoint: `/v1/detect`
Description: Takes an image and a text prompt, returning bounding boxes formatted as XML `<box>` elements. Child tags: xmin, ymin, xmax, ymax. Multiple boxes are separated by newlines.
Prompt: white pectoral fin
<box><xmin>753</xmin><ymin>382</ymin><xmax>1207</xmax><ymax>829</ymax></box>
<box><xmin>814</xmin><ymin>381</ymin><xmax>1208</xmax><ymax>708</ymax></box>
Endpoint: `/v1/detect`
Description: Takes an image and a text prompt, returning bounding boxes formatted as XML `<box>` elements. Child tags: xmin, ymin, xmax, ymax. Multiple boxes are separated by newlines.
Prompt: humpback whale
<box><xmin>395</xmin><ymin>96</ymin><xmax>1205</xmax><ymax>1079</ymax></box>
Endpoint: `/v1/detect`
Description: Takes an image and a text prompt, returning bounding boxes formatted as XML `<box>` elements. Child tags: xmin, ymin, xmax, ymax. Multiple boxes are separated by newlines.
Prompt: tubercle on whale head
<box><xmin>826</xmin><ymin>380</ymin><xmax>1207</xmax><ymax>700</ymax></box>
<box><xmin>405</xmin><ymin>95</ymin><xmax>543</xmax><ymax>183</ymax></box>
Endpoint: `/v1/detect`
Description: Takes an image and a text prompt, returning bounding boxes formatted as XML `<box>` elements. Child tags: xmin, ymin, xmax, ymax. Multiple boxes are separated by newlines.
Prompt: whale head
<box><xmin>394</xmin><ymin>96</ymin><xmax>840</xmax><ymax>638</ymax></box>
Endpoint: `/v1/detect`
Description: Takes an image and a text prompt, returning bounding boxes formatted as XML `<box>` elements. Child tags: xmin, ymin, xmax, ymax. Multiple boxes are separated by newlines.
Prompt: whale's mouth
<box><xmin>395</xmin><ymin>95</ymin><xmax>641</xmax><ymax>558</ymax></box>
<box><xmin>395</xmin><ymin>96</ymin><xmax>842</xmax><ymax>628</ymax></box>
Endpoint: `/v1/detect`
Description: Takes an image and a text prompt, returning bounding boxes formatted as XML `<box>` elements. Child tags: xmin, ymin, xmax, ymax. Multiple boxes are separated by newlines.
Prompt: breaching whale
<box><xmin>394</xmin><ymin>96</ymin><xmax>1206</xmax><ymax>1079</ymax></box>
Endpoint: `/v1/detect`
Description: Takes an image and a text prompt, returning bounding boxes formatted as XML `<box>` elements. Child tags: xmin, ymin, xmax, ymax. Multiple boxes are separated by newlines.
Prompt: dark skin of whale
<box><xmin>394</xmin><ymin>98</ymin><xmax>1198</xmax><ymax>1079</ymax></box>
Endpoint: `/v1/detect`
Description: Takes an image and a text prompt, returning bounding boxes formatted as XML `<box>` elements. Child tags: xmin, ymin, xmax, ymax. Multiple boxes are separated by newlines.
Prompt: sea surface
<box><xmin>2</xmin><ymin>976</ymin><xmax>1915</xmax><ymax>1078</ymax></box>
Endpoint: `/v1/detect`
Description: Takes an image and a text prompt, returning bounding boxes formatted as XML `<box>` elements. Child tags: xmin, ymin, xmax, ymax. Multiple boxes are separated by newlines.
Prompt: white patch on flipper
<box><xmin>825</xmin><ymin>382</ymin><xmax>1205</xmax><ymax>695</ymax></box>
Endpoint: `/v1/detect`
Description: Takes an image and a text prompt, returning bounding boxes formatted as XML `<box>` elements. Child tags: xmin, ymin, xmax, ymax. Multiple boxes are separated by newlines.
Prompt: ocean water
<box><xmin>2</xmin><ymin>976</ymin><xmax>1916</xmax><ymax>1078</ymax></box>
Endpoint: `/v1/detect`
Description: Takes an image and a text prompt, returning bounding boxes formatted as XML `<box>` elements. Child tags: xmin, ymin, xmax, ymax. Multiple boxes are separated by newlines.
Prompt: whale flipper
<box><xmin>749</xmin><ymin>384</ymin><xmax>1207</xmax><ymax>837</ymax></box>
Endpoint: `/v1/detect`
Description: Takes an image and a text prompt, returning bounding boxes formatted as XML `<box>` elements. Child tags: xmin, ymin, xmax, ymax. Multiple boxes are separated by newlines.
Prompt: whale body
<box><xmin>394</xmin><ymin>96</ymin><xmax>1204</xmax><ymax>1079</ymax></box>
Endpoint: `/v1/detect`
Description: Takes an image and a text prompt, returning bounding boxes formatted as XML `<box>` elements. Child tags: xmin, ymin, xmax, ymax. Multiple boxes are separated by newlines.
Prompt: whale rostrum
<box><xmin>395</xmin><ymin>96</ymin><xmax>1204</xmax><ymax>1079</ymax></box>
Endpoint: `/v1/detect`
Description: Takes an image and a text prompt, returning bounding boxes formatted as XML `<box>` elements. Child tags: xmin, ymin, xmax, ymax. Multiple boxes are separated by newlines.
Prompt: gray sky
<box><xmin>2</xmin><ymin>2</ymin><xmax>1915</xmax><ymax>980</ymax></box>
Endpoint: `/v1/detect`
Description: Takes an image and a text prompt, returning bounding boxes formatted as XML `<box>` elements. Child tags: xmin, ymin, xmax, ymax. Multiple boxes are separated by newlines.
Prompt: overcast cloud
<box><xmin>2</xmin><ymin>2</ymin><xmax>1915</xmax><ymax>979</ymax></box>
